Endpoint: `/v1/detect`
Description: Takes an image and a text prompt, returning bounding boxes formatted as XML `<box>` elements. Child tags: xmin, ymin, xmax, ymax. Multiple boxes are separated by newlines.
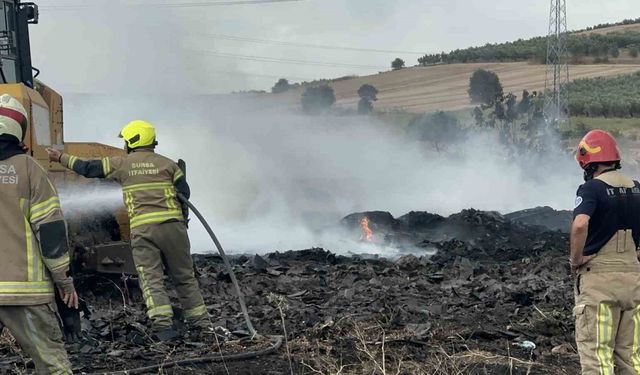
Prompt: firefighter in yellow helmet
<box><xmin>46</xmin><ymin>120</ymin><xmax>211</xmax><ymax>341</ymax></box>
<box><xmin>0</xmin><ymin>94</ymin><xmax>76</xmax><ymax>374</ymax></box>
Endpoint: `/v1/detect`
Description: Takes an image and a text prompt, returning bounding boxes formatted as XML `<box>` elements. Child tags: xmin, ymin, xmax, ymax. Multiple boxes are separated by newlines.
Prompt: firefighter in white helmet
<box><xmin>0</xmin><ymin>93</ymin><xmax>76</xmax><ymax>374</ymax></box>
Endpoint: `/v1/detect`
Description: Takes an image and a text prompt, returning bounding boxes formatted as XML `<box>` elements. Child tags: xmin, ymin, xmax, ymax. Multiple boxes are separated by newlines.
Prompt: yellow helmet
<box><xmin>119</xmin><ymin>120</ymin><xmax>156</xmax><ymax>149</ymax></box>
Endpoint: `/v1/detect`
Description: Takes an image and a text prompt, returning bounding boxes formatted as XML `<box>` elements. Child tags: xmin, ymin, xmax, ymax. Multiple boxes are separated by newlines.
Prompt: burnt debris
<box><xmin>0</xmin><ymin>207</ymin><xmax>579</xmax><ymax>374</ymax></box>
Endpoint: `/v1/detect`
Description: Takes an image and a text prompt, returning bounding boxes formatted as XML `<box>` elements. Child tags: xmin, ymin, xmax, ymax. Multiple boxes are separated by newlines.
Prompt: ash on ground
<box><xmin>0</xmin><ymin>207</ymin><xmax>578</xmax><ymax>374</ymax></box>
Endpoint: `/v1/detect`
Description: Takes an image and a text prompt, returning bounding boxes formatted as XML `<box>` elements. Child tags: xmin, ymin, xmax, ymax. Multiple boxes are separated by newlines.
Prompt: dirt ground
<box><xmin>0</xmin><ymin>207</ymin><xmax>582</xmax><ymax>375</ymax></box>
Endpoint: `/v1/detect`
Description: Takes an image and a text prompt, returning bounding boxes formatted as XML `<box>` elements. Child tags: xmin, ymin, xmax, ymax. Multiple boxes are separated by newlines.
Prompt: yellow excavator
<box><xmin>0</xmin><ymin>0</ymin><xmax>136</xmax><ymax>275</ymax></box>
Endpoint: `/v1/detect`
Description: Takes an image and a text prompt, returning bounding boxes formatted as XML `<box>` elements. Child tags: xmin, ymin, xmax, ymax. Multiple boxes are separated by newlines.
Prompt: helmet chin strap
<box><xmin>583</xmin><ymin>164</ymin><xmax>597</xmax><ymax>181</ymax></box>
<box><xmin>126</xmin><ymin>142</ymin><xmax>158</xmax><ymax>154</ymax></box>
<box><xmin>583</xmin><ymin>162</ymin><xmax>621</xmax><ymax>181</ymax></box>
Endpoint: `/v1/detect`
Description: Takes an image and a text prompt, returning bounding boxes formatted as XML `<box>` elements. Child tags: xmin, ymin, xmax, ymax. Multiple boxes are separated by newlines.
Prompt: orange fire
<box><xmin>360</xmin><ymin>217</ymin><xmax>373</xmax><ymax>242</ymax></box>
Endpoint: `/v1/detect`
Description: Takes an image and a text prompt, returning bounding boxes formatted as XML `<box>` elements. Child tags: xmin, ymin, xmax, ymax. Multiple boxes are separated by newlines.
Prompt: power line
<box><xmin>208</xmin><ymin>69</ymin><xmax>314</xmax><ymax>81</ymax></box>
<box><xmin>40</xmin><ymin>0</ymin><xmax>303</xmax><ymax>10</ymax></box>
<box><xmin>198</xmin><ymin>33</ymin><xmax>426</xmax><ymax>55</ymax></box>
<box><xmin>193</xmin><ymin>49</ymin><xmax>388</xmax><ymax>70</ymax></box>
<box><xmin>151</xmin><ymin>0</ymin><xmax>303</xmax><ymax>7</ymax></box>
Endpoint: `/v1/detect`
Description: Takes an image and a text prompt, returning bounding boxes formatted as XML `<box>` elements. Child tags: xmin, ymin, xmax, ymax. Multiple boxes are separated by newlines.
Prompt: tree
<box><xmin>271</xmin><ymin>78</ymin><xmax>291</xmax><ymax>94</ymax></box>
<box><xmin>391</xmin><ymin>58</ymin><xmax>405</xmax><ymax>70</ymax></box>
<box><xmin>358</xmin><ymin>84</ymin><xmax>378</xmax><ymax>101</ymax></box>
<box><xmin>473</xmin><ymin>107</ymin><xmax>485</xmax><ymax>127</ymax></box>
<box><xmin>468</xmin><ymin>69</ymin><xmax>504</xmax><ymax>105</ymax></box>
<box><xmin>301</xmin><ymin>85</ymin><xmax>336</xmax><ymax>114</ymax></box>
<box><xmin>358</xmin><ymin>99</ymin><xmax>374</xmax><ymax>115</ymax></box>
<box><xmin>630</xmin><ymin>46</ymin><xmax>639</xmax><ymax>58</ymax></box>
<box><xmin>357</xmin><ymin>84</ymin><xmax>378</xmax><ymax>115</ymax></box>
<box><xmin>407</xmin><ymin>111</ymin><xmax>466</xmax><ymax>151</ymax></box>
<box><xmin>494</xmin><ymin>101</ymin><xmax>505</xmax><ymax>120</ymax></box>
<box><xmin>517</xmin><ymin>90</ymin><xmax>532</xmax><ymax>114</ymax></box>
<box><xmin>504</xmin><ymin>92</ymin><xmax>518</xmax><ymax>122</ymax></box>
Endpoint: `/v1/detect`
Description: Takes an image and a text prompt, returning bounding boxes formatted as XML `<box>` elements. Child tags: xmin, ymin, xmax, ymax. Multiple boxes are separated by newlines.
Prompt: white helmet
<box><xmin>0</xmin><ymin>94</ymin><xmax>28</xmax><ymax>142</ymax></box>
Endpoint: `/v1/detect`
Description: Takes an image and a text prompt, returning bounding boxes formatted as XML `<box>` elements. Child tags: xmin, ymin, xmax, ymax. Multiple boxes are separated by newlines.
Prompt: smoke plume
<box><xmin>61</xmin><ymin>94</ymin><xmax>584</xmax><ymax>254</ymax></box>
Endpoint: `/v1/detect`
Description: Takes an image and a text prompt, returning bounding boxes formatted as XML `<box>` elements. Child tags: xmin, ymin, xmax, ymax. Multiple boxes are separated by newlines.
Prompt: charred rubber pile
<box><xmin>0</xmin><ymin>207</ymin><xmax>578</xmax><ymax>374</ymax></box>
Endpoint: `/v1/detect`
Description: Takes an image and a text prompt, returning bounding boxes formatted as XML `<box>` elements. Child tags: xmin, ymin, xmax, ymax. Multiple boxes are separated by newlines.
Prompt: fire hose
<box><xmin>177</xmin><ymin>193</ymin><xmax>257</xmax><ymax>337</ymax></box>
<box><xmin>86</xmin><ymin>336</ymin><xmax>284</xmax><ymax>375</ymax></box>
<box><xmin>85</xmin><ymin>194</ymin><xmax>282</xmax><ymax>374</ymax></box>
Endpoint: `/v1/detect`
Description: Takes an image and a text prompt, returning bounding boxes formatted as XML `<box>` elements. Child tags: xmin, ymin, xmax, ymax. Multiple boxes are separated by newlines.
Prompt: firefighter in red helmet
<box><xmin>571</xmin><ymin>129</ymin><xmax>640</xmax><ymax>374</ymax></box>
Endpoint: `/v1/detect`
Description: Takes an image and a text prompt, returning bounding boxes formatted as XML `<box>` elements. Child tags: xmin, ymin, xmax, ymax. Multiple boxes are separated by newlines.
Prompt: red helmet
<box><xmin>576</xmin><ymin>130</ymin><xmax>621</xmax><ymax>169</ymax></box>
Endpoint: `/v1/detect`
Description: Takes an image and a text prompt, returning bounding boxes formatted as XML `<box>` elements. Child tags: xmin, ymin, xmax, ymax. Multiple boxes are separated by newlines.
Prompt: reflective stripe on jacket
<box><xmin>0</xmin><ymin>154</ymin><xmax>70</xmax><ymax>305</ymax></box>
<box><xmin>60</xmin><ymin>149</ymin><xmax>188</xmax><ymax>231</ymax></box>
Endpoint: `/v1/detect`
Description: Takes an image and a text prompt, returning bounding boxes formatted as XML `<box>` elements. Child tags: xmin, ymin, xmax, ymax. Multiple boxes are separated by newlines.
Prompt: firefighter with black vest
<box><xmin>46</xmin><ymin>120</ymin><xmax>211</xmax><ymax>340</ymax></box>
<box><xmin>571</xmin><ymin>129</ymin><xmax>640</xmax><ymax>374</ymax></box>
<box><xmin>0</xmin><ymin>94</ymin><xmax>77</xmax><ymax>374</ymax></box>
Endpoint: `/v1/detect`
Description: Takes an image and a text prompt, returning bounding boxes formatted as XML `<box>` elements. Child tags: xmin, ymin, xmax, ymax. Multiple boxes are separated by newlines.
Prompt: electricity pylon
<box><xmin>544</xmin><ymin>0</ymin><xmax>569</xmax><ymax>127</ymax></box>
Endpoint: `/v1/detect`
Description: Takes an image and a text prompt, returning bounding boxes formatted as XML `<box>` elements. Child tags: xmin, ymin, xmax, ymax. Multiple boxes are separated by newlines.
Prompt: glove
<box><xmin>55</xmin><ymin>292</ymin><xmax>82</xmax><ymax>344</ymax></box>
<box><xmin>179</xmin><ymin>204</ymin><xmax>190</xmax><ymax>228</ymax></box>
<box><xmin>54</xmin><ymin>276</ymin><xmax>75</xmax><ymax>295</ymax></box>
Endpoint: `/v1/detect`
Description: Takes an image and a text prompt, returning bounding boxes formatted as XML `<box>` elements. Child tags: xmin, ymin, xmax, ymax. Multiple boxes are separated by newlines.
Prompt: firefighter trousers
<box><xmin>574</xmin><ymin>271</ymin><xmax>640</xmax><ymax>375</ymax></box>
<box><xmin>0</xmin><ymin>303</ymin><xmax>72</xmax><ymax>374</ymax></box>
<box><xmin>574</xmin><ymin>230</ymin><xmax>640</xmax><ymax>375</ymax></box>
<box><xmin>131</xmin><ymin>221</ymin><xmax>209</xmax><ymax>329</ymax></box>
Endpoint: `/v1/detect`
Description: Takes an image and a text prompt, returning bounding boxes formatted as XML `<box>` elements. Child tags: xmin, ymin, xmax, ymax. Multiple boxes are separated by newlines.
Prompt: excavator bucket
<box><xmin>79</xmin><ymin>242</ymin><xmax>137</xmax><ymax>275</ymax></box>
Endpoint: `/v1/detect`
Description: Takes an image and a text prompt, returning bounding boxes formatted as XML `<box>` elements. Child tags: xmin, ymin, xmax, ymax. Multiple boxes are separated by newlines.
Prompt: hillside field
<box><xmin>577</xmin><ymin>23</ymin><xmax>640</xmax><ymax>35</ymax></box>
<box><xmin>267</xmin><ymin>62</ymin><xmax>640</xmax><ymax>114</ymax></box>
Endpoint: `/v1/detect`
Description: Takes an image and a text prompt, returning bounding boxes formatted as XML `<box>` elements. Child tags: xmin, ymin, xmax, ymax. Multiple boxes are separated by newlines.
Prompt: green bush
<box><xmin>301</xmin><ymin>85</ymin><xmax>336</xmax><ymax>114</ymax></box>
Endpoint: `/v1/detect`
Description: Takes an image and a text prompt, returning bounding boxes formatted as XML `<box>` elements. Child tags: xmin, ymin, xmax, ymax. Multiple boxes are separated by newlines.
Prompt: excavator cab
<box><xmin>0</xmin><ymin>1</ymin><xmax>38</xmax><ymax>86</ymax></box>
<box><xmin>0</xmin><ymin>1</ymin><xmax>135</xmax><ymax>276</ymax></box>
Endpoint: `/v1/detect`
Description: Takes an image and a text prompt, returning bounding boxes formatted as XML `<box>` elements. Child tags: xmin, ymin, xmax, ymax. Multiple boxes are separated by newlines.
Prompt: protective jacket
<box><xmin>574</xmin><ymin>170</ymin><xmax>640</xmax><ymax>256</ymax></box>
<box><xmin>0</xmin><ymin>145</ymin><xmax>72</xmax><ymax>305</ymax></box>
<box><xmin>59</xmin><ymin>149</ymin><xmax>190</xmax><ymax>231</ymax></box>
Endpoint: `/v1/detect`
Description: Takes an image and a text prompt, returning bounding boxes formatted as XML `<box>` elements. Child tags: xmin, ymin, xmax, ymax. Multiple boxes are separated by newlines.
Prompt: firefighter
<box><xmin>46</xmin><ymin>120</ymin><xmax>211</xmax><ymax>340</ymax></box>
<box><xmin>0</xmin><ymin>94</ymin><xmax>77</xmax><ymax>374</ymax></box>
<box><xmin>571</xmin><ymin>129</ymin><xmax>640</xmax><ymax>374</ymax></box>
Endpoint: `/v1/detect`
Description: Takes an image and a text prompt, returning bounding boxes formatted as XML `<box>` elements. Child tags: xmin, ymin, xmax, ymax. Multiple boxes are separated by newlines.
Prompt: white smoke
<box><xmin>31</xmin><ymin>0</ymin><xmax>585</xmax><ymax>254</ymax></box>
<box><xmin>61</xmin><ymin>94</ymin><xmax>583</xmax><ymax>254</ymax></box>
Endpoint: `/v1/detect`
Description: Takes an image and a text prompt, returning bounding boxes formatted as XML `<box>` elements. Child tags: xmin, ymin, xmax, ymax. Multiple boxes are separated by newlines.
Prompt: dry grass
<box><xmin>0</xmin><ymin>328</ymin><xmax>15</xmax><ymax>347</ymax></box>
<box><xmin>263</xmin><ymin>62</ymin><xmax>640</xmax><ymax>113</ymax></box>
<box><xmin>268</xmin><ymin>293</ymin><xmax>295</xmax><ymax>375</ymax></box>
<box><xmin>293</xmin><ymin>318</ymin><xmax>562</xmax><ymax>375</ymax></box>
<box><xmin>0</xmin><ymin>327</ymin><xmax>28</xmax><ymax>374</ymax></box>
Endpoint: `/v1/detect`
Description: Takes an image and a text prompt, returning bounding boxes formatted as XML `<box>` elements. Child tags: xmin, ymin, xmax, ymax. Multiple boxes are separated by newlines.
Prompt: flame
<box><xmin>360</xmin><ymin>217</ymin><xmax>373</xmax><ymax>242</ymax></box>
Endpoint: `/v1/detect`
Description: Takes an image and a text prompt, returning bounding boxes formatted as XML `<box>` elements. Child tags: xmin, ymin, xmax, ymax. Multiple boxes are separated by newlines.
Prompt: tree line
<box><xmin>583</xmin><ymin>17</ymin><xmax>640</xmax><ymax>32</ymax></box>
<box><xmin>418</xmin><ymin>31</ymin><xmax>640</xmax><ymax>66</ymax></box>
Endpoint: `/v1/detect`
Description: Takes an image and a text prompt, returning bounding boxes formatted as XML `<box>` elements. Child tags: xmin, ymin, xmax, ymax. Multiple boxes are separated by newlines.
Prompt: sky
<box><xmin>30</xmin><ymin>0</ymin><xmax>640</xmax><ymax>94</ymax></box>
